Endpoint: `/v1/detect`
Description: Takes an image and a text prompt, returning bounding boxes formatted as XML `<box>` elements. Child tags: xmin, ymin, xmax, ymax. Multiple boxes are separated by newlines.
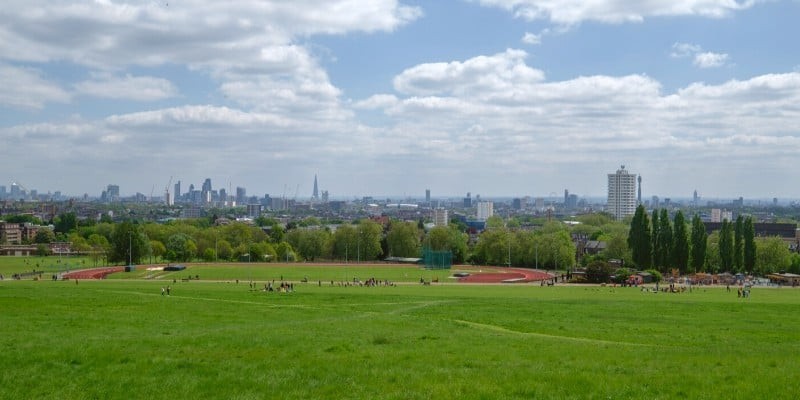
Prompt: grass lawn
<box><xmin>1</xmin><ymin>267</ymin><xmax>799</xmax><ymax>399</ymax></box>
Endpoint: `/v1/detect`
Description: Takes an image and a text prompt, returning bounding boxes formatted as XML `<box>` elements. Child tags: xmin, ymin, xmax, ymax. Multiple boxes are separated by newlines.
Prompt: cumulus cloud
<box><xmin>693</xmin><ymin>52</ymin><xmax>730</xmax><ymax>68</ymax></box>
<box><xmin>74</xmin><ymin>73</ymin><xmax>178</xmax><ymax>101</ymax></box>
<box><xmin>356</xmin><ymin>50</ymin><xmax>800</xmax><ymax>194</ymax></box>
<box><xmin>671</xmin><ymin>42</ymin><xmax>730</xmax><ymax>68</ymax></box>
<box><xmin>0</xmin><ymin>63</ymin><xmax>70</xmax><ymax>109</ymax></box>
<box><xmin>393</xmin><ymin>49</ymin><xmax>545</xmax><ymax>96</ymax></box>
<box><xmin>473</xmin><ymin>0</ymin><xmax>761</xmax><ymax>25</ymax></box>
<box><xmin>0</xmin><ymin>0</ymin><xmax>421</xmax><ymax>119</ymax></box>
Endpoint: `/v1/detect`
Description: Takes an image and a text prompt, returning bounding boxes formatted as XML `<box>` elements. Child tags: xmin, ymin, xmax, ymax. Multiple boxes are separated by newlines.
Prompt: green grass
<box><xmin>0</xmin><ymin>255</ymin><xmax>93</xmax><ymax>277</ymax></box>
<box><xmin>1</xmin><ymin>268</ymin><xmax>799</xmax><ymax>399</ymax></box>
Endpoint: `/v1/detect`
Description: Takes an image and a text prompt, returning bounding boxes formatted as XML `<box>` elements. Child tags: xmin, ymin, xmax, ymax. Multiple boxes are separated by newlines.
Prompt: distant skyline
<box><xmin>2</xmin><ymin>1</ymin><xmax>800</xmax><ymax>198</ymax></box>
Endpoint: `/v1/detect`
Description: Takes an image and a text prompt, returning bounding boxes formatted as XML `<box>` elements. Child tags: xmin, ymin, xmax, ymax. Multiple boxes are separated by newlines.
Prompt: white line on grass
<box><xmin>453</xmin><ymin>319</ymin><xmax>662</xmax><ymax>347</ymax></box>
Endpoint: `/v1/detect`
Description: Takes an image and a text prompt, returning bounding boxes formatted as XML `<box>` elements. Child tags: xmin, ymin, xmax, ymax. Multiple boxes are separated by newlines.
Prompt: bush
<box><xmin>585</xmin><ymin>261</ymin><xmax>614</xmax><ymax>283</ymax></box>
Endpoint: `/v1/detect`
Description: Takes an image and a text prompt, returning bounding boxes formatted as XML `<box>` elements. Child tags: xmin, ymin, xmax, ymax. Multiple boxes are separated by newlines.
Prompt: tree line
<box><xmin>627</xmin><ymin>205</ymin><xmax>792</xmax><ymax>275</ymax></box>
<box><xmin>9</xmin><ymin>209</ymin><xmax>799</xmax><ymax>275</ymax></box>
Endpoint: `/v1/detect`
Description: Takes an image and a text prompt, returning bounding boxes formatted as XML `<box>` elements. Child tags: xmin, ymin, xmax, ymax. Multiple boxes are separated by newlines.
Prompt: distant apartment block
<box><xmin>607</xmin><ymin>165</ymin><xmax>637</xmax><ymax>220</ymax></box>
<box><xmin>477</xmin><ymin>201</ymin><xmax>493</xmax><ymax>221</ymax></box>
<box><xmin>433</xmin><ymin>208</ymin><xmax>449</xmax><ymax>227</ymax></box>
<box><xmin>0</xmin><ymin>222</ymin><xmax>40</xmax><ymax>244</ymax></box>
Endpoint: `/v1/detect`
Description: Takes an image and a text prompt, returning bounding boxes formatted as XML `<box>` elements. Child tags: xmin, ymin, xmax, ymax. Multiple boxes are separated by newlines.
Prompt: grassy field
<box><xmin>1</xmin><ymin>264</ymin><xmax>799</xmax><ymax>399</ymax></box>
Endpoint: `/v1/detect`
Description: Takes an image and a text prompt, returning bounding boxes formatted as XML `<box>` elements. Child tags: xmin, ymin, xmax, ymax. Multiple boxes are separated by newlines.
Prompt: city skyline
<box><xmin>2</xmin><ymin>1</ymin><xmax>800</xmax><ymax>197</ymax></box>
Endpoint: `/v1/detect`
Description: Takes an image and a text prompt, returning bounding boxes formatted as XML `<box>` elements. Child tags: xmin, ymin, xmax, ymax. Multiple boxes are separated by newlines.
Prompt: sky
<box><xmin>2</xmin><ymin>0</ymin><xmax>800</xmax><ymax>200</ymax></box>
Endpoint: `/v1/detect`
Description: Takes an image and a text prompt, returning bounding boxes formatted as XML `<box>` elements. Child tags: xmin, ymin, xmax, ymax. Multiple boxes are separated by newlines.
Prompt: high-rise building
<box><xmin>202</xmin><ymin>178</ymin><xmax>212</xmax><ymax>192</ymax></box>
<box><xmin>433</xmin><ymin>208</ymin><xmax>448</xmax><ymax>227</ymax></box>
<box><xmin>236</xmin><ymin>187</ymin><xmax>247</xmax><ymax>204</ymax></box>
<box><xmin>0</xmin><ymin>186</ymin><xmax>6</xmax><ymax>199</ymax></box>
<box><xmin>477</xmin><ymin>201</ymin><xmax>494</xmax><ymax>221</ymax></box>
<box><xmin>174</xmin><ymin>181</ymin><xmax>181</xmax><ymax>200</ymax></box>
<box><xmin>463</xmin><ymin>192</ymin><xmax>472</xmax><ymax>208</ymax></box>
<box><xmin>425</xmin><ymin>189</ymin><xmax>430</xmax><ymax>203</ymax></box>
<box><xmin>312</xmin><ymin>175</ymin><xmax>319</xmax><ymax>200</ymax></box>
<box><xmin>606</xmin><ymin>165</ymin><xmax>637</xmax><ymax>220</ymax></box>
<box><xmin>711</xmin><ymin>208</ymin><xmax>722</xmax><ymax>223</ymax></box>
<box><xmin>693</xmin><ymin>190</ymin><xmax>698</xmax><ymax>206</ymax></box>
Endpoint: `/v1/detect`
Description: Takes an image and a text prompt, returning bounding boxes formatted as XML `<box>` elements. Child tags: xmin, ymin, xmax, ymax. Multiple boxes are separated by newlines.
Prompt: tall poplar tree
<box><xmin>743</xmin><ymin>216</ymin><xmax>757</xmax><ymax>273</ymax></box>
<box><xmin>627</xmin><ymin>205</ymin><xmax>651</xmax><ymax>268</ymax></box>
<box><xmin>690</xmin><ymin>214</ymin><xmax>707</xmax><ymax>273</ymax></box>
<box><xmin>657</xmin><ymin>209</ymin><xmax>673</xmax><ymax>272</ymax></box>
<box><xmin>719</xmin><ymin>219</ymin><xmax>733</xmax><ymax>272</ymax></box>
<box><xmin>672</xmin><ymin>211</ymin><xmax>689</xmax><ymax>273</ymax></box>
<box><xmin>651</xmin><ymin>209</ymin><xmax>660</xmax><ymax>267</ymax></box>
<box><xmin>734</xmin><ymin>215</ymin><xmax>744</xmax><ymax>273</ymax></box>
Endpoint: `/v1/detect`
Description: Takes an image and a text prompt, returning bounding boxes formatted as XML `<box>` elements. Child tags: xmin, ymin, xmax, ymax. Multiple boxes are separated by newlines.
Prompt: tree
<box><xmin>386</xmin><ymin>221</ymin><xmax>421</xmax><ymax>257</ymax></box>
<box><xmin>585</xmin><ymin>260</ymin><xmax>614</xmax><ymax>283</ymax></box>
<box><xmin>655</xmin><ymin>209</ymin><xmax>672</xmax><ymax>272</ymax></box>
<box><xmin>289</xmin><ymin>229</ymin><xmax>330</xmax><ymax>261</ymax></box>
<box><xmin>672</xmin><ymin>211</ymin><xmax>689</xmax><ymax>274</ymax></box>
<box><xmin>627</xmin><ymin>205</ymin><xmax>652</xmax><ymax>268</ymax></box>
<box><xmin>356</xmin><ymin>220</ymin><xmax>383</xmax><ymax>261</ymax></box>
<box><xmin>54</xmin><ymin>212</ymin><xmax>77</xmax><ymax>234</ymax></box>
<box><xmin>216</xmin><ymin>239</ymin><xmax>233</xmax><ymax>261</ymax></box>
<box><xmin>110</xmin><ymin>221</ymin><xmax>150</xmax><ymax>264</ymax></box>
<box><xmin>275</xmin><ymin>242</ymin><xmax>297</xmax><ymax>262</ymax></box>
<box><xmin>485</xmin><ymin>215</ymin><xmax>505</xmax><ymax>229</ymax></box>
<box><xmin>690</xmin><ymin>214</ymin><xmax>707</xmax><ymax>273</ymax></box>
<box><xmin>754</xmin><ymin>236</ymin><xmax>791</xmax><ymax>276</ymax></box>
<box><xmin>472</xmin><ymin>228</ymin><xmax>511</xmax><ymax>266</ymax></box>
<box><xmin>165</xmin><ymin>233</ymin><xmax>197</xmax><ymax>262</ymax></box>
<box><xmin>34</xmin><ymin>229</ymin><xmax>55</xmax><ymax>244</ymax></box>
<box><xmin>650</xmin><ymin>209</ymin><xmax>660</xmax><ymax>268</ymax></box>
<box><xmin>705</xmin><ymin>232</ymin><xmax>720</xmax><ymax>273</ymax></box>
<box><xmin>734</xmin><ymin>215</ymin><xmax>744</xmax><ymax>272</ymax></box>
<box><xmin>743</xmin><ymin>216</ymin><xmax>756</xmax><ymax>274</ymax></box>
<box><xmin>718</xmin><ymin>219</ymin><xmax>733</xmax><ymax>272</ymax></box>
<box><xmin>150</xmin><ymin>240</ymin><xmax>166</xmax><ymax>261</ymax></box>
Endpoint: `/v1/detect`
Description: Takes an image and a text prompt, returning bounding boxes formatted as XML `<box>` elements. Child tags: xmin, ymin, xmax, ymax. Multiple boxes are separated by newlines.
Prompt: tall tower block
<box><xmin>312</xmin><ymin>175</ymin><xmax>319</xmax><ymax>200</ymax></box>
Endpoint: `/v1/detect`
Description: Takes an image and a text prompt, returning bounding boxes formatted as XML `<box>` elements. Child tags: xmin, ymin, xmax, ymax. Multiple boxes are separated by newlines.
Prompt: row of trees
<box><xmin>18</xmin><ymin>208</ymin><xmax>800</xmax><ymax>275</ymax></box>
<box><xmin>628</xmin><ymin>205</ymin><xmax>766</xmax><ymax>274</ymax></box>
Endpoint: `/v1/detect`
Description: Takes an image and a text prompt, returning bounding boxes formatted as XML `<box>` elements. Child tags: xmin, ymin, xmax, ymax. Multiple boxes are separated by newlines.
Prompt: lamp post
<box><xmin>128</xmin><ymin>232</ymin><xmax>132</xmax><ymax>267</ymax></box>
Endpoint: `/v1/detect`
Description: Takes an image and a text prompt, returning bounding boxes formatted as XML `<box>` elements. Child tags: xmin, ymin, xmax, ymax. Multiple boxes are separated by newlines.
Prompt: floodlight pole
<box><xmin>128</xmin><ymin>232</ymin><xmax>132</xmax><ymax>267</ymax></box>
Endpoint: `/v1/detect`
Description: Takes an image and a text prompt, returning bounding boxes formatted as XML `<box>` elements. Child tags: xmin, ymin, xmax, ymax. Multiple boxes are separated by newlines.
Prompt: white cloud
<box><xmin>671</xmin><ymin>42</ymin><xmax>730</xmax><ymax>68</ymax></box>
<box><xmin>521</xmin><ymin>32</ymin><xmax>541</xmax><ymax>45</ymax></box>
<box><xmin>393</xmin><ymin>49</ymin><xmax>545</xmax><ymax>96</ymax></box>
<box><xmin>74</xmin><ymin>73</ymin><xmax>178</xmax><ymax>101</ymax></box>
<box><xmin>352</xmin><ymin>50</ymin><xmax>800</xmax><ymax>195</ymax></box>
<box><xmin>0</xmin><ymin>63</ymin><xmax>70</xmax><ymax>109</ymax></box>
<box><xmin>473</xmin><ymin>0</ymin><xmax>761</xmax><ymax>25</ymax></box>
<box><xmin>0</xmin><ymin>1</ymin><xmax>421</xmax><ymax>120</ymax></box>
<box><xmin>671</xmin><ymin>42</ymin><xmax>702</xmax><ymax>58</ymax></box>
<box><xmin>693</xmin><ymin>51</ymin><xmax>730</xmax><ymax>68</ymax></box>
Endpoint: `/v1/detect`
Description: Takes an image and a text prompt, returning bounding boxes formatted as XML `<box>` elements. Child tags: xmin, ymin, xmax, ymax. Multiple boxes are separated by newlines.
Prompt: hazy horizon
<box><xmin>3</xmin><ymin>1</ymin><xmax>800</xmax><ymax>198</ymax></box>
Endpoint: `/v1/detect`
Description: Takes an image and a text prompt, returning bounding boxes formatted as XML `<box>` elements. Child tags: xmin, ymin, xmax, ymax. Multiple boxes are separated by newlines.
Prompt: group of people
<box><xmin>160</xmin><ymin>286</ymin><xmax>171</xmax><ymax>296</ymax></box>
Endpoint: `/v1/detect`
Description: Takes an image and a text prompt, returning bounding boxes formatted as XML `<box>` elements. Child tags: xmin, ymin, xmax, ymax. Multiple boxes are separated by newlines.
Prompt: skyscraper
<box><xmin>425</xmin><ymin>189</ymin><xmax>430</xmax><ymax>203</ymax></box>
<box><xmin>607</xmin><ymin>165</ymin><xmax>637</xmax><ymax>220</ymax></box>
<box><xmin>174</xmin><ymin>180</ymin><xmax>181</xmax><ymax>201</ymax></box>
<box><xmin>312</xmin><ymin>175</ymin><xmax>319</xmax><ymax>200</ymax></box>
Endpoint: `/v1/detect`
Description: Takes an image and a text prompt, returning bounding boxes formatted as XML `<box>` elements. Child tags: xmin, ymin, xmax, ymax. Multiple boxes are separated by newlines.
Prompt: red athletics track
<box><xmin>62</xmin><ymin>267</ymin><xmax>125</xmax><ymax>280</ymax></box>
<box><xmin>458</xmin><ymin>268</ymin><xmax>553</xmax><ymax>283</ymax></box>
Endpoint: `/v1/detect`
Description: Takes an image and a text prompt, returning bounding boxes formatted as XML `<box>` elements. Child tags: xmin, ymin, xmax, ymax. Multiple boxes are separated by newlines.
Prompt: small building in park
<box><xmin>767</xmin><ymin>273</ymin><xmax>800</xmax><ymax>286</ymax></box>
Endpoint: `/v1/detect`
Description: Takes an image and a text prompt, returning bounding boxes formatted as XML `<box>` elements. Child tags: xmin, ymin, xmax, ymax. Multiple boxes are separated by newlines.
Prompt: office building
<box><xmin>477</xmin><ymin>201</ymin><xmax>494</xmax><ymax>221</ymax></box>
<box><xmin>606</xmin><ymin>165</ymin><xmax>637</xmax><ymax>220</ymax></box>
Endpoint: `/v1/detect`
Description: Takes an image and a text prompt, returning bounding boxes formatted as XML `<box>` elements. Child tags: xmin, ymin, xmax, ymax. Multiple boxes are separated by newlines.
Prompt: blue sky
<box><xmin>2</xmin><ymin>0</ymin><xmax>800</xmax><ymax>200</ymax></box>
